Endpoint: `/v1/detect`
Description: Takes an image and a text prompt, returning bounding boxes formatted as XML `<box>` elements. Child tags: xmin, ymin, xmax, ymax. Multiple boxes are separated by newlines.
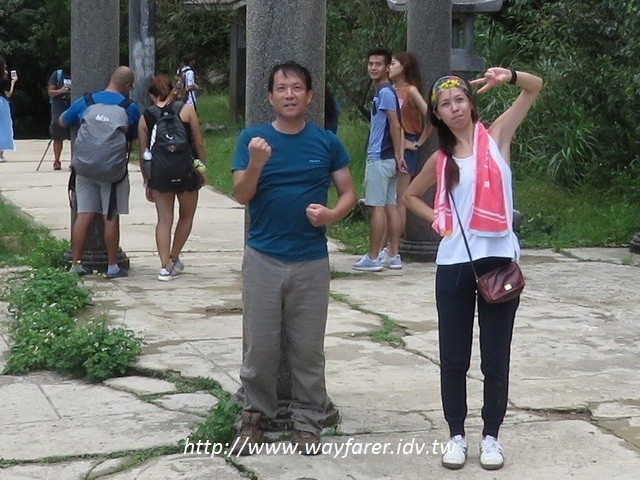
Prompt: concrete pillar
<box><xmin>400</xmin><ymin>0</ymin><xmax>451</xmax><ymax>262</ymax></box>
<box><xmin>245</xmin><ymin>0</ymin><xmax>325</xmax><ymax>126</ymax></box>
<box><xmin>129</xmin><ymin>0</ymin><xmax>156</xmax><ymax>111</ymax></box>
<box><xmin>242</xmin><ymin>0</ymin><xmax>337</xmax><ymax>429</ymax></box>
<box><xmin>69</xmin><ymin>0</ymin><xmax>128</xmax><ymax>272</ymax></box>
<box><xmin>229</xmin><ymin>6</ymin><xmax>246</xmax><ymax>121</ymax></box>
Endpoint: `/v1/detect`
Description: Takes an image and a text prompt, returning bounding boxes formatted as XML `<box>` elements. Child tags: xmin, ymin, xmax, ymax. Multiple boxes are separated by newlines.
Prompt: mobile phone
<box><xmin>10</xmin><ymin>70</ymin><xmax>17</xmax><ymax>80</ymax></box>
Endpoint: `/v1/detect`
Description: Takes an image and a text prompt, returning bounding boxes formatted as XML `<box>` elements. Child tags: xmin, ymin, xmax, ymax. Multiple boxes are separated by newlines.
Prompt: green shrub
<box><xmin>3</xmin><ymin>309</ymin><xmax>76</xmax><ymax>374</ymax></box>
<box><xmin>188</xmin><ymin>392</ymin><xmax>242</xmax><ymax>445</ymax></box>
<box><xmin>5</xmin><ymin>267</ymin><xmax>91</xmax><ymax>319</ymax></box>
<box><xmin>48</xmin><ymin>319</ymin><xmax>143</xmax><ymax>382</ymax></box>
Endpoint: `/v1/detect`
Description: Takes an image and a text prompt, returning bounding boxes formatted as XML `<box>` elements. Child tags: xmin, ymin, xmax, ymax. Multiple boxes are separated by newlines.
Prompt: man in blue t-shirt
<box><xmin>353</xmin><ymin>47</ymin><xmax>405</xmax><ymax>272</ymax></box>
<box><xmin>59</xmin><ymin>66</ymin><xmax>140</xmax><ymax>279</ymax></box>
<box><xmin>230</xmin><ymin>61</ymin><xmax>356</xmax><ymax>455</ymax></box>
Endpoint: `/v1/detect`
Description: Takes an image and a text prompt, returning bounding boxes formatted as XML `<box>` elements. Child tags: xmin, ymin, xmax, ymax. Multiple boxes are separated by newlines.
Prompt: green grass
<box><xmin>0</xmin><ymin>199</ymin><xmax>69</xmax><ymax>268</ymax></box>
<box><xmin>192</xmin><ymin>92</ymin><xmax>639</xmax><ymax>251</ymax></box>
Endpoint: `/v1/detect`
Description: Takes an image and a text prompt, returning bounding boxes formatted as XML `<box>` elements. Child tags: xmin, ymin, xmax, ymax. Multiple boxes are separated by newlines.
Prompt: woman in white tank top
<box><xmin>404</xmin><ymin>67</ymin><xmax>543</xmax><ymax>471</ymax></box>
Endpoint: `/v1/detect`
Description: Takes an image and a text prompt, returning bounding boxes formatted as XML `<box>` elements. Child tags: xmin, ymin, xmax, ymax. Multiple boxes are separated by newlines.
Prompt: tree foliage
<box><xmin>476</xmin><ymin>0</ymin><xmax>640</xmax><ymax>193</ymax></box>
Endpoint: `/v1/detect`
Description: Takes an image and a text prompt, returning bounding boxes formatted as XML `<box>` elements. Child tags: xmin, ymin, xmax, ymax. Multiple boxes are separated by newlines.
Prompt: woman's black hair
<box><xmin>427</xmin><ymin>76</ymin><xmax>478</xmax><ymax>192</ymax></box>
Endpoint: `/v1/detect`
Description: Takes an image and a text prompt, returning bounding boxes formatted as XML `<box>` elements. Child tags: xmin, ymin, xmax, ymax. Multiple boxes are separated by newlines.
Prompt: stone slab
<box><xmin>153</xmin><ymin>393</ymin><xmax>219</xmax><ymax>416</ymax></box>
<box><xmin>103</xmin><ymin>376</ymin><xmax>176</xmax><ymax>396</ymax></box>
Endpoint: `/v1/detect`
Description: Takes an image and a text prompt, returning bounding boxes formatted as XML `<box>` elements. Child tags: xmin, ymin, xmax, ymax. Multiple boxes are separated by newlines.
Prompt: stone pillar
<box><xmin>245</xmin><ymin>0</ymin><xmax>325</xmax><ymax>126</ymax></box>
<box><xmin>129</xmin><ymin>0</ymin><xmax>156</xmax><ymax>111</ymax></box>
<box><xmin>242</xmin><ymin>0</ymin><xmax>338</xmax><ymax>429</ymax></box>
<box><xmin>229</xmin><ymin>6</ymin><xmax>246</xmax><ymax>121</ymax></box>
<box><xmin>400</xmin><ymin>0</ymin><xmax>452</xmax><ymax>262</ymax></box>
<box><xmin>69</xmin><ymin>0</ymin><xmax>128</xmax><ymax>272</ymax></box>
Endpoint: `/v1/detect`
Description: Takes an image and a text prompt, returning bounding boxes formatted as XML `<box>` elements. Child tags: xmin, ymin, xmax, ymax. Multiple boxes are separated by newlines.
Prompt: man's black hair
<box><xmin>367</xmin><ymin>47</ymin><xmax>392</xmax><ymax>65</ymax></box>
<box><xmin>268</xmin><ymin>61</ymin><xmax>312</xmax><ymax>92</ymax></box>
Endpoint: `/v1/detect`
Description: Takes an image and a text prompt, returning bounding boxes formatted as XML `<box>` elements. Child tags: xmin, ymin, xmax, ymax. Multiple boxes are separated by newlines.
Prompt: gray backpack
<box><xmin>72</xmin><ymin>93</ymin><xmax>133</xmax><ymax>183</ymax></box>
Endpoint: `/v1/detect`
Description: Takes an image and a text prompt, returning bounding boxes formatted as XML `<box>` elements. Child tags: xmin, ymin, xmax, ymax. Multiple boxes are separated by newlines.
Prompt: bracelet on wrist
<box><xmin>509</xmin><ymin>68</ymin><xmax>518</xmax><ymax>85</ymax></box>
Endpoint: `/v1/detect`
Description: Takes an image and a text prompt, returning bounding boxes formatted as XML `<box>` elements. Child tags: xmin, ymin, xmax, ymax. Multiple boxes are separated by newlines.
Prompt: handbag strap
<box><xmin>449</xmin><ymin>193</ymin><xmax>480</xmax><ymax>281</ymax></box>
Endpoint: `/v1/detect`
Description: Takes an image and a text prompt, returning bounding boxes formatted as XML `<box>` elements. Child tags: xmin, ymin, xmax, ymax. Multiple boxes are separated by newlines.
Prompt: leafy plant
<box><xmin>48</xmin><ymin>319</ymin><xmax>143</xmax><ymax>382</ymax></box>
<box><xmin>188</xmin><ymin>392</ymin><xmax>242</xmax><ymax>445</ymax></box>
<box><xmin>5</xmin><ymin>267</ymin><xmax>91</xmax><ymax>319</ymax></box>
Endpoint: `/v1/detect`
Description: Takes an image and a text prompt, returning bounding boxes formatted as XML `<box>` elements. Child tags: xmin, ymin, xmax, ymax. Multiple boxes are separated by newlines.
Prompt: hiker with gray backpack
<box><xmin>138</xmin><ymin>74</ymin><xmax>206</xmax><ymax>281</ymax></box>
<box><xmin>59</xmin><ymin>66</ymin><xmax>140</xmax><ymax>278</ymax></box>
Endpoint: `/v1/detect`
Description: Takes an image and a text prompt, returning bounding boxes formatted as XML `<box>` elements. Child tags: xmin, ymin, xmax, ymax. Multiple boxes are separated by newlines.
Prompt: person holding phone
<box><xmin>0</xmin><ymin>56</ymin><xmax>18</xmax><ymax>162</ymax></box>
<box><xmin>48</xmin><ymin>61</ymin><xmax>72</xmax><ymax>170</ymax></box>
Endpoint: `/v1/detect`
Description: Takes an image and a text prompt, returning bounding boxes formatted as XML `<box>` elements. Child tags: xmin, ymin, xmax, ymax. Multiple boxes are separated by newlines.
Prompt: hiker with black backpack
<box><xmin>59</xmin><ymin>66</ymin><xmax>140</xmax><ymax>278</ymax></box>
<box><xmin>138</xmin><ymin>74</ymin><xmax>206</xmax><ymax>281</ymax></box>
<box><xmin>47</xmin><ymin>60</ymin><xmax>72</xmax><ymax>170</ymax></box>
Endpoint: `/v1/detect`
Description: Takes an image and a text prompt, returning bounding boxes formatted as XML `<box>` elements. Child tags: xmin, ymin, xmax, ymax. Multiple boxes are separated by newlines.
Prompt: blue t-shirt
<box><xmin>232</xmin><ymin>122</ymin><xmax>350</xmax><ymax>262</ymax></box>
<box><xmin>61</xmin><ymin>91</ymin><xmax>140</xmax><ymax>139</ymax></box>
<box><xmin>367</xmin><ymin>83</ymin><xmax>398</xmax><ymax>160</ymax></box>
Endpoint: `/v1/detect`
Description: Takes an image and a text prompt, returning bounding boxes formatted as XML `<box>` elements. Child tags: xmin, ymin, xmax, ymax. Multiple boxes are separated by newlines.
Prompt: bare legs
<box><xmin>153</xmin><ymin>189</ymin><xmax>199</xmax><ymax>268</ymax></box>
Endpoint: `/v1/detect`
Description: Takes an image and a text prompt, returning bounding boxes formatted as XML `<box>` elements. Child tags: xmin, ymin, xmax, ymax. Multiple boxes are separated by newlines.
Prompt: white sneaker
<box><xmin>352</xmin><ymin>253</ymin><xmax>383</xmax><ymax>272</ymax></box>
<box><xmin>479</xmin><ymin>435</ymin><xmax>504</xmax><ymax>470</ymax></box>
<box><xmin>381</xmin><ymin>252</ymin><xmax>403</xmax><ymax>269</ymax></box>
<box><xmin>171</xmin><ymin>258</ymin><xmax>185</xmax><ymax>274</ymax></box>
<box><xmin>442</xmin><ymin>435</ymin><xmax>467</xmax><ymax>470</ymax></box>
<box><xmin>158</xmin><ymin>267</ymin><xmax>178</xmax><ymax>281</ymax></box>
<box><xmin>378</xmin><ymin>247</ymin><xmax>389</xmax><ymax>263</ymax></box>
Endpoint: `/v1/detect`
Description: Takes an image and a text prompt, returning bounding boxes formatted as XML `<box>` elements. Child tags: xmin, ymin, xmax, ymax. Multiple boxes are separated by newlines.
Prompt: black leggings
<box><xmin>436</xmin><ymin>257</ymin><xmax>519</xmax><ymax>438</ymax></box>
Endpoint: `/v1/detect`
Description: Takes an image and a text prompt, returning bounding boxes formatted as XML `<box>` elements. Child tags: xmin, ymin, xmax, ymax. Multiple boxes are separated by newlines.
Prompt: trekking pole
<box><xmin>36</xmin><ymin>138</ymin><xmax>54</xmax><ymax>172</ymax></box>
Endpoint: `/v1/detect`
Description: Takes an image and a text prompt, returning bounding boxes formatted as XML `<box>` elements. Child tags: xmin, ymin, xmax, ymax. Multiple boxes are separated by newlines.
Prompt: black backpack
<box><xmin>144</xmin><ymin>102</ymin><xmax>195</xmax><ymax>193</ymax></box>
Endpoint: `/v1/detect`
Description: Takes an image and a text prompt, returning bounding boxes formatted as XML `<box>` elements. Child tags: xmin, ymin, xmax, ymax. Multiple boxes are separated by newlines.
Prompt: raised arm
<box><xmin>471</xmin><ymin>67</ymin><xmax>543</xmax><ymax>160</ymax></box>
<box><xmin>233</xmin><ymin>137</ymin><xmax>271</xmax><ymax>205</ymax></box>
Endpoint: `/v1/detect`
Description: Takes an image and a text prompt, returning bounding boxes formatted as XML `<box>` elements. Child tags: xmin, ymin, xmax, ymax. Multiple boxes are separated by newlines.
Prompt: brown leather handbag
<box><xmin>476</xmin><ymin>260</ymin><xmax>525</xmax><ymax>303</ymax></box>
<box><xmin>450</xmin><ymin>194</ymin><xmax>525</xmax><ymax>304</ymax></box>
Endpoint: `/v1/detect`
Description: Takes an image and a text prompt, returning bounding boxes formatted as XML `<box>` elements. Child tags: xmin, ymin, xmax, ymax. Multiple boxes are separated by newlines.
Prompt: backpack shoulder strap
<box><xmin>171</xmin><ymin>101</ymin><xmax>185</xmax><ymax>116</ymax></box>
<box><xmin>118</xmin><ymin>97</ymin><xmax>134</xmax><ymax>109</ymax></box>
<box><xmin>83</xmin><ymin>92</ymin><xmax>95</xmax><ymax>106</ymax></box>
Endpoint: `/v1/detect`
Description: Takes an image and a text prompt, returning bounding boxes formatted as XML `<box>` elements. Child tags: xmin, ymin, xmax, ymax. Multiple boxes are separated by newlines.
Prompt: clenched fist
<box><xmin>248</xmin><ymin>137</ymin><xmax>272</xmax><ymax>167</ymax></box>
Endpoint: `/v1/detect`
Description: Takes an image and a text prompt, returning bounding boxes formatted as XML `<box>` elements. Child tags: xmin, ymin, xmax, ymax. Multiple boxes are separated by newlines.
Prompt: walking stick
<box><xmin>36</xmin><ymin>138</ymin><xmax>54</xmax><ymax>172</ymax></box>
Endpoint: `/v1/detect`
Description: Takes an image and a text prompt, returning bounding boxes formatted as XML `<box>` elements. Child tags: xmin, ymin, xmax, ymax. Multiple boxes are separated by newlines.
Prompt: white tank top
<box><xmin>436</xmin><ymin>135</ymin><xmax>520</xmax><ymax>265</ymax></box>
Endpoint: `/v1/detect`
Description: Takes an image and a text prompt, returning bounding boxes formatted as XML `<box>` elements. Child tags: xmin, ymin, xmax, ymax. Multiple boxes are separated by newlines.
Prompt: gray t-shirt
<box><xmin>48</xmin><ymin>70</ymin><xmax>72</xmax><ymax>114</ymax></box>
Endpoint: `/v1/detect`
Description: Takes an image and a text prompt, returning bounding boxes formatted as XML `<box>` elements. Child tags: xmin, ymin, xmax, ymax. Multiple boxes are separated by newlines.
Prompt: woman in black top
<box><xmin>138</xmin><ymin>75</ymin><xmax>207</xmax><ymax>281</ymax></box>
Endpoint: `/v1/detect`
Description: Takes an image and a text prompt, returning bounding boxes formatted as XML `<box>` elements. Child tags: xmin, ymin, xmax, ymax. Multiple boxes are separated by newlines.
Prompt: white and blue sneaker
<box><xmin>158</xmin><ymin>267</ymin><xmax>179</xmax><ymax>282</ymax></box>
<box><xmin>352</xmin><ymin>254</ymin><xmax>383</xmax><ymax>272</ymax></box>
<box><xmin>442</xmin><ymin>435</ymin><xmax>467</xmax><ymax>470</ymax></box>
<box><xmin>381</xmin><ymin>252</ymin><xmax>403</xmax><ymax>270</ymax></box>
<box><xmin>171</xmin><ymin>258</ymin><xmax>185</xmax><ymax>274</ymax></box>
<box><xmin>479</xmin><ymin>435</ymin><xmax>504</xmax><ymax>470</ymax></box>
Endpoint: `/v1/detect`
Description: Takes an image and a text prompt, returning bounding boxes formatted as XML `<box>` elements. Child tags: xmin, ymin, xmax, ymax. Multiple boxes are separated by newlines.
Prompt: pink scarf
<box><xmin>432</xmin><ymin>122</ymin><xmax>509</xmax><ymax>237</ymax></box>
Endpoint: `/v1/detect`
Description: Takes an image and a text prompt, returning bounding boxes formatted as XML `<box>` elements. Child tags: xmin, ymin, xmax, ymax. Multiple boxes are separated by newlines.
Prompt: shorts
<box><xmin>75</xmin><ymin>174</ymin><xmax>130</xmax><ymax>216</ymax></box>
<box><xmin>50</xmin><ymin>111</ymin><xmax>70</xmax><ymax>141</ymax></box>
<box><xmin>364</xmin><ymin>158</ymin><xmax>397</xmax><ymax>206</ymax></box>
<box><xmin>404</xmin><ymin>133</ymin><xmax>419</xmax><ymax>175</ymax></box>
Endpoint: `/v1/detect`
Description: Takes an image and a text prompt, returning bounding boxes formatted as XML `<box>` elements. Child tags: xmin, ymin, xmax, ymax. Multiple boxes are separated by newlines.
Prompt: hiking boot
<box><xmin>479</xmin><ymin>435</ymin><xmax>504</xmax><ymax>470</ymax></box>
<box><xmin>171</xmin><ymin>258</ymin><xmax>185</xmax><ymax>274</ymax></box>
<box><xmin>292</xmin><ymin>429</ymin><xmax>322</xmax><ymax>456</ymax></box>
<box><xmin>381</xmin><ymin>252</ymin><xmax>403</xmax><ymax>270</ymax></box>
<box><xmin>442</xmin><ymin>435</ymin><xmax>467</xmax><ymax>470</ymax></box>
<box><xmin>352</xmin><ymin>254</ymin><xmax>383</xmax><ymax>272</ymax></box>
<box><xmin>104</xmin><ymin>268</ymin><xmax>129</xmax><ymax>279</ymax></box>
<box><xmin>68</xmin><ymin>262</ymin><xmax>88</xmax><ymax>276</ymax></box>
<box><xmin>53</xmin><ymin>160</ymin><xmax>62</xmax><ymax>170</ymax></box>
<box><xmin>158</xmin><ymin>266</ymin><xmax>178</xmax><ymax>282</ymax></box>
<box><xmin>229</xmin><ymin>411</ymin><xmax>264</xmax><ymax>456</ymax></box>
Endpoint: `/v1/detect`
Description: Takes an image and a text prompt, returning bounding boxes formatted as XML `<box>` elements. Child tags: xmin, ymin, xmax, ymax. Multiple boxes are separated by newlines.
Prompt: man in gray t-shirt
<box><xmin>47</xmin><ymin>61</ymin><xmax>71</xmax><ymax>170</ymax></box>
